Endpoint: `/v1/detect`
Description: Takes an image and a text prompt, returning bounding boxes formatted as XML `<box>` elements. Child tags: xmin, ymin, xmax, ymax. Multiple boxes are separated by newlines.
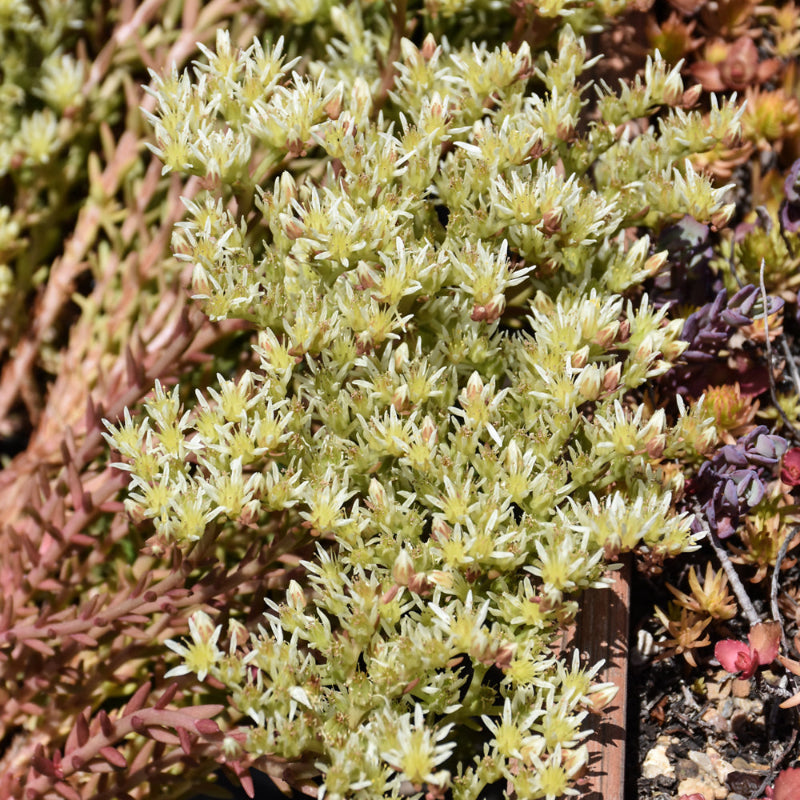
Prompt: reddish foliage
<box><xmin>780</xmin><ymin>447</ymin><xmax>800</xmax><ymax>485</ymax></box>
<box><xmin>715</xmin><ymin>621</ymin><xmax>781</xmax><ymax>678</ymax></box>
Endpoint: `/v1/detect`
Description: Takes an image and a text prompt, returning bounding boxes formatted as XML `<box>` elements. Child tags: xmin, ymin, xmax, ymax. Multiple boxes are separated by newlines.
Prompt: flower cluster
<box><xmin>103</xmin><ymin>18</ymin><xmax>749</xmax><ymax>799</ymax></box>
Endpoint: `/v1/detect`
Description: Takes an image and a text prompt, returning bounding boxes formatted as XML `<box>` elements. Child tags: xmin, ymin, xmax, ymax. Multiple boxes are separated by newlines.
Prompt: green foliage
<box><xmin>102</xmin><ymin>16</ymin><xmax>742</xmax><ymax>798</ymax></box>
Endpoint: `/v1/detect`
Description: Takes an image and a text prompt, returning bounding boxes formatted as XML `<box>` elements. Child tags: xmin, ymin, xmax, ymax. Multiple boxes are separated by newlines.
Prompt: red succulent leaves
<box><xmin>691</xmin><ymin>37</ymin><xmax>780</xmax><ymax>92</ymax></box>
<box><xmin>715</xmin><ymin>620</ymin><xmax>780</xmax><ymax>678</ymax></box>
<box><xmin>781</xmin><ymin>447</ymin><xmax>800</xmax><ymax>485</ymax></box>
<box><xmin>773</xmin><ymin>767</ymin><xmax>800</xmax><ymax>800</ymax></box>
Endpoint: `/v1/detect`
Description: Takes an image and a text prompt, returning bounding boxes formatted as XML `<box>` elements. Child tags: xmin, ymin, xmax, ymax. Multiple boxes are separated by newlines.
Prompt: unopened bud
<box><xmin>575</xmin><ymin>364</ymin><xmax>602</xmax><ymax>401</ymax></box>
<box><xmin>466</xmin><ymin>371</ymin><xmax>484</xmax><ymax>400</ymax></box>
<box><xmin>392</xmin><ymin>549</ymin><xmax>415</xmax><ymax>586</ymax></box>
<box><xmin>393</xmin><ymin>342</ymin><xmax>410</xmax><ymax>372</ymax></box>
<box><xmin>428</xmin><ymin>570</ymin><xmax>453</xmax><ymax>589</ymax></box>
<box><xmin>484</xmin><ymin>294</ymin><xmax>506</xmax><ymax>323</ymax></box>
<box><xmin>407</xmin><ymin>572</ymin><xmax>432</xmax><ymax>595</ymax></box>
<box><xmin>634</xmin><ymin>335</ymin><xmax>655</xmax><ymax>364</ymax></box>
<box><xmin>646</xmin><ymin>433</ymin><xmax>666</xmax><ymax>459</ymax></box>
<box><xmin>645</xmin><ymin>250</ymin><xmax>669</xmax><ymax>276</ymax></box>
<box><xmin>711</xmin><ymin>203</ymin><xmax>736</xmax><ymax>231</ymax></box>
<box><xmin>287</xmin><ymin>579</ymin><xmax>306</xmax><ymax>610</ymax></box>
<box><xmin>356</xmin><ymin>261</ymin><xmax>379</xmax><ymax>289</ymax></box>
<box><xmin>125</xmin><ymin>499</ymin><xmax>145</xmax><ymax>525</ymax></box>
<box><xmin>664</xmin><ymin>83</ymin><xmax>683</xmax><ymax>107</ymax></box>
<box><xmin>602</xmin><ymin>363</ymin><xmax>622</xmax><ymax>393</ymax></box>
<box><xmin>494</xmin><ymin>641</ymin><xmax>516</xmax><ymax>671</ymax></box>
<box><xmin>556</xmin><ymin>119</ymin><xmax>575</xmax><ymax>141</ymax></box>
<box><xmin>189</xmin><ymin>610</ymin><xmax>217</xmax><ymax>642</ymax></box>
<box><xmin>284</xmin><ymin>219</ymin><xmax>304</xmax><ymax>240</ymax></box>
<box><xmin>516</xmin><ymin>42</ymin><xmax>532</xmax><ymax>78</ymax></box>
<box><xmin>392</xmin><ymin>384</ymin><xmax>409</xmax><ymax>412</ymax></box>
<box><xmin>542</xmin><ymin>208</ymin><xmax>562</xmax><ymax>236</ymax></box>
<box><xmin>662</xmin><ymin>338</ymin><xmax>688</xmax><ymax>361</ymax></box>
<box><xmin>697</xmin><ymin>426</ymin><xmax>718</xmax><ymax>455</ymax></box>
<box><xmin>528</xmin><ymin>138</ymin><xmax>545</xmax><ymax>160</ymax></box>
<box><xmin>587</xmin><ymin>682</ymin><xmax>618</xmax><ymax>712</ymax></box>
<box><xmin>571</xmin><ymin>346</ymin><xmax>590</xmax><ymax>370</ymax></box>
<box><xmin>324</xmin><ymin>89</ymin><xmax>343</xmax><ymax>121</ymax></box>
<box><xmin>368</xmin><ymin>477</ymin><xmax>388</xmax><ymax>511</ymax></box>
<box><xmin>431</xmin><ymin>517</ymin><xmax>452</xmax><ymax>541</ymax></box>
<box><xmin>592</xmin><ymin>321</ymin><xmax>620</xmax><ymax>348</ymax></box>
<box><xmin>420</xmin><ymin>415</ymin><xmax>438</xmax><ymax>447</ymax></box>
<box><xmin>421</xmin><ymin>32</ymin><xmax>437</xmax><ymax>60</ymax></box>
<box><xmin>227</xmin><ymin>618</ymin><xmax>248</xmax><ymax>652</ymax></box>
<box><xmin>682</xmin><ymin>84</ymin><xmax>703</xmax><ymax>108</ymax></box>
<box><xmin>351</xmin><ymin>77</ymin><xmax>373</xmax><ymax>119</ymax></box>
<box><xmin>278</xmin><ymin>171</ymin><xmax>296</xmax><ymax>204</ymax></box>
<box><xmin>240</xmin><ymin>499</ymin><xmax>260</xmax><ymax>526</ymax></box>
<box><xmin>505</xmin><ymin>439</ymin><xmax>523</xmax><ymax>473</ymax></box>
<box><xmin>471</xmin><ymin>304</ymin><xmax>487</xmax><ymax>322</ymax></box>
<box><xmin>381</xmin><ymin>584</ymin><xmax>400</xmax><ymax>604</ymax></box>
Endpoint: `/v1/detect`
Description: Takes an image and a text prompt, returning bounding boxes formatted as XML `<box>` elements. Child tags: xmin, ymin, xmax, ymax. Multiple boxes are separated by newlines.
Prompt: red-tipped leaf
<box><xmin>99</xmin><ymin>746</ymin><xmax>127</xmax><ymax>769</ymax></box>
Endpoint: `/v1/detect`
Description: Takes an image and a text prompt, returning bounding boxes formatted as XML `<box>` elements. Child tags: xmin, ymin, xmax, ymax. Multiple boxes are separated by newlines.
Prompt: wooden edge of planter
<box><xmin>564</xmin><ymin>554</ymin><xmax>632</xmax><ymax>800</ymax></box>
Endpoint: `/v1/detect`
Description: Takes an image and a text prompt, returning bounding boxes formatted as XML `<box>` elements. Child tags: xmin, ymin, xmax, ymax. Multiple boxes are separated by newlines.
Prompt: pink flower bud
<box><xmin>392</xmin><ymin>550</ymin><xmax>415</xmax><ymax>586</ymax></box>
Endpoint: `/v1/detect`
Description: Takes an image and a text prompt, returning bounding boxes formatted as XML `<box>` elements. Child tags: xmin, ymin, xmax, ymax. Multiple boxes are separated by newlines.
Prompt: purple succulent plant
<box><xmin>661</xmin><ymin>285</ymin><xmax>785</xmax><ymax>398</ymax></box>
<box><xmin>780</xmin><ymin>158</ymin><xmax>800</xmax><ymax>235</ymax></box>
<box><xmin>689</xmin><ymin>426</ymin><xmax>788</xmax><ymax>538</ymax></box>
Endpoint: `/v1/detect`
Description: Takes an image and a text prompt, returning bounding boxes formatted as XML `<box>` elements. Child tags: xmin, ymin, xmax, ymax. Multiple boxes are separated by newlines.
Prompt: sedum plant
<box><xmin>105</xmin><ymin>14</ymin><xmax>745</xmax><ymax>799</ymax></box>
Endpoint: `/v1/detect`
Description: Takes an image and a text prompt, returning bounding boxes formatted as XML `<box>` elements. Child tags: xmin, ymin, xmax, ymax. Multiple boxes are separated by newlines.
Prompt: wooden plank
<box><xmin>570</xmin><ymin>555</ymin><xmax>631</xmax><ymax>800</ymax></box>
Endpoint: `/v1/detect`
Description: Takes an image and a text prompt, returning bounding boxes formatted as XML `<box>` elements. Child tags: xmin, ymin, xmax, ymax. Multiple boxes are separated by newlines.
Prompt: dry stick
<box><xmin>704</xmin><ymin>518</ymin><xmax>760</xmax><ymax>628</ymax></box>
<box><xmin>780</xmin><ymin>336</ymin><xmax>800</xmax><ymax>398</ymax></box>
<box><xmin>752</xmin><ymin>725</ymin><xmax>799</xmax><ymax>800</ymax></box>
<box><xmin>759</xmin><ymin>259</ymin><xmax>800</xmax><ymax>444</ymax></box>
<box><xmin>771</xmin><ymin>526</ymin><xmax>800</xmax><ymax>653</ymax></box>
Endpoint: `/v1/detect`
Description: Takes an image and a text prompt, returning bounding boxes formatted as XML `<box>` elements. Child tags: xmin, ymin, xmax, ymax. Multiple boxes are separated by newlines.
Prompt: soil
<box><xmin>625</xmin><ymin>556</ymin><xmax>800</xmax><ymax>800</ymax></box>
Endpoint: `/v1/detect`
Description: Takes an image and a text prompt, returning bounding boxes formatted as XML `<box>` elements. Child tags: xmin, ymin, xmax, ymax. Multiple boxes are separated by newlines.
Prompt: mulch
<box><xmin>624</xmin><ymin>555</ymin><xmax>800</xmax><ymax>800</ymax></box>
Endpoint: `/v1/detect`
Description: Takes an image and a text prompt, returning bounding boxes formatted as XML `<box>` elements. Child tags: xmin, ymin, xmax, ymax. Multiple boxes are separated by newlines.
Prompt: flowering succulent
<box><xmin>9</xmin><ymin>0</ymin><xmax>800</xmax><ymax>795</ymax></box>
<box><xmin>99</xmin><ymin>16</ymin><xmax>752</xmax><ymax>799</ymax></box>
<box><xmin>728</xmin><ymin>212</ymin><xmax>800</xmax><ymax>300</ymax></box>
<box><xmin>767</xmin><ymin>2</ymin><xmax>800</xmax><ymax>56</ymax></box>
